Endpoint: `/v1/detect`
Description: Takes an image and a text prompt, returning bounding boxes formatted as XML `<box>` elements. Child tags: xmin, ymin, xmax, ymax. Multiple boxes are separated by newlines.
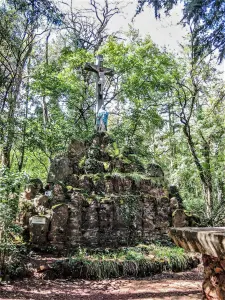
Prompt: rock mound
<box><xmin>19</xmin><ymin>133</ymin><xmax>184</xmax><ymax>249</ymax></box>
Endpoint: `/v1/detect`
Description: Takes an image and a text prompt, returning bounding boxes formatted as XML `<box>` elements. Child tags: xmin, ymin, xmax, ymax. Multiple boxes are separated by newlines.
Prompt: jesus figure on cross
<box><xmin>84</xmin><ymin>55</ymin><xmax>113</xmax><ymax>132</ymax></box>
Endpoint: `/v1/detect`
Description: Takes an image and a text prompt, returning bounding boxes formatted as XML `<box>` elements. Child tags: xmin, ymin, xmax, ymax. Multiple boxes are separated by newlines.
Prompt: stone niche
<box><xmin>19</xmin><ymin>133</ymin><xmax>186</xmax><ymax>249</ymax></box>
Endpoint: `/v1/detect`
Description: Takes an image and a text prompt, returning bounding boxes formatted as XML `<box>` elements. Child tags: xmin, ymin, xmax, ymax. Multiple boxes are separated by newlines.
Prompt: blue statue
<box><xmin>96</xmin><ymin>105</ymin><xmax>108</xmax><ymax>132</ymax></box>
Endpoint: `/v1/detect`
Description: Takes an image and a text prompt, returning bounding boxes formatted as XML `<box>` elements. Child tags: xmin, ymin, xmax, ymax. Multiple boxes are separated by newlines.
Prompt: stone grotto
<box><xmin>18</xmin><ymin>133</ymin><xmax>192</xmax><ymax>249</ymax></box>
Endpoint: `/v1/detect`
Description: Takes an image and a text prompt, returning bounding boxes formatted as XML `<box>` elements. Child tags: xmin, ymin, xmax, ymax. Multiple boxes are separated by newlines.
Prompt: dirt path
<box><xmin>0</xmin><ymin>269</ymin><xmax>203</xmax><ymax>300</ymax></box>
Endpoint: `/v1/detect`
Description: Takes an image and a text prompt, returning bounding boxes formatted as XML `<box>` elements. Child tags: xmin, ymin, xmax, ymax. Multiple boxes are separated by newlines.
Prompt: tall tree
<box><xmin>0</xmin><ymin>0</ymin><xmax>61</xmax><ymax>168</ymax></box>
<box><xmin>63</xmin><ymin>0</ymin><xmax>123</xmax><ymax>52</ymax></box>
<box><xmin>171</xmin><ymin>55</ymin><xmax>225</xmax><ymax>218</ymax></box>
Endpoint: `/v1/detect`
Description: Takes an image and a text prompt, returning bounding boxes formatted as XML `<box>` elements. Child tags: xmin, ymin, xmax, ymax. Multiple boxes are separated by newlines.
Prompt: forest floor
<box><xmin>0</xmin><ymin>268</ymin><xmax>203</xmax><ymax>300</ymax></box>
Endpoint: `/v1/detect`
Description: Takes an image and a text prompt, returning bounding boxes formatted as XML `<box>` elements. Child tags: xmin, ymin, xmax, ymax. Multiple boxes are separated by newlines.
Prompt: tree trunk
<box><xmin>42</xmin><ymin>31</ymin><xmax>51</xmax><ymax>127</ymax></box>
<box><xmin>183</xmin><ymin>123</ymin><xmax>213</xmax><ymax>217</ymax></box>
<box><xmin>1</xmin><ymin>146</ymin><xmax>11</xmax><ymax>168</ymax></box>
<box><xmin>204</xmin><ymin>183</ymin><xmax>213</xmax><ymax>219</ymax></box>
<box><xmin>200</xmin><ymin>133</ymin><xmax>214</xmax><ymax>218</ymax></box>
<box><xmin>18</xmin><ymin>59</ymin><xmax>31</xmax><ymax>171</ymax></box>
<box><xmin>2</xmin><ymin>92</ymin><xmax>17</xmax><ymax>168</ymax></box>
<box><xmin>1</xmin><ymin>32</ymin><xmax>33</xmax><ymax>168</ymax></box>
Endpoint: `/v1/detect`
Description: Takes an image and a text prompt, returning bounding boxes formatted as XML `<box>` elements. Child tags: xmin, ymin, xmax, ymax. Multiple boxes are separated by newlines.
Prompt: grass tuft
<box><xmin>50</xmin><ymin>244</ymin><xmax>199</xmax><ymax>280</ymax></box>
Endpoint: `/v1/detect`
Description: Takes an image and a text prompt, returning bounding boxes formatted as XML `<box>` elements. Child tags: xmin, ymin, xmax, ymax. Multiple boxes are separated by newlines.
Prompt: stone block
<box><xmin>122</xmin><ymin>178</ymin><xmax>133</xmax><ymax>192</ymax></box>
<box><xmin>67</xmin><ymin>192</ymin><xmax>83</xmax><ymax>244</ymax></box>
<box><xmin>48</xmin><ymin>156</ymin><xmax>73</xmax><ymax>182</ymax></box>
<box><xmin>112</xmin><ymin>176</ymin><xmax>125</xmax><ymax>193</ymax></box>
<box><xmin>29</xmin><ymin>216</ymin><xmax>50</xmax><ymax>245</ymax></box>
<box><xmin>52</xmin><ymin>184</ymin><xmax>66</xmax><ymax>204</ymax></box>
<box><xmin>25</xmin><ymin>179</ymin><xmax>43</xmax><ymax>200</ymax></box>
<box><xmin>172</xmin><ymin>209</ymin><xmax>189</xmax><ymax>227</ymax></box>
<box><xmin>68</xmin><ymin>140</ymin><xmax>86</xmax><ymax>161</ymax></box>
<box><xmin>66</xmin><ymin>174</ymin><xmax>79</xmax><ymax>187</ymax></box>
<box><xmin>170</xmin><ymin>227</ymin><xmax>225</xmax><ymax>258</ymax></box>
<box><xmin>82</xmin><ymin>229</ymin><xmax>99</xmax><ymax>246</ymax></box>
<box><xmin>79</xmin><ymin>176</ymin><xmax>94</xmax><ymax>192</ymax></box>
<box><xmin>114</xmin><ymin>205</ymin><xmax>127</xmax><ymax>229</ymax></box>
<box><xmin>170</xmin><ymin>197</ymin><xmax>179</xmax><ymax>211</ymax></box>
<box><xmin>84</xmin><ymin>158</ymin><xmax>104</xmax><ymax>174</ymax></box>
<box><xmin>105</xmin><ymin>178</ymin><xmax>114</xmax><ymax>193</ymax></box>
<box><xmin>94</xmin><ymin>178</ymin><xmax>105</xmax><ymax>194</ymax></box>
<box><xmin>220</xmin><ymin>260</ymin><xmax>225</xmax><ymax>270</ymax></box>
<box><xmin>99</xmin><ymin>202</ymin><xmax>114</xmax><ymax>231</ymax></box>
<box><xmin>139</xmin><ymin>179</ymin><xmax>153</xmax><ymax>193</ymax></box>
<box><xmin>25</xmin><ymin>132</ymin><xmax>176</xmax><ymax>249</ymax></box>
<box><xmin>18</xmin><ymin>199</ymin><xmax>35</xmax><ymax>226</ymax></box>
<box><xmin>48</xmin><ymin>204</ymin><xmax>69</xmax><ymax>243</ymax></box>
<box><xmin>87</xmin><ymin>145</ymin><xmax>101</xmax><ymax>160</ymax></box>
<box><xmin>34</xmin><ymin>195</ymin><xmax>49</xmax><ymax>208</ymax></box>
<box><xmin>202</xmin><ymin>254</ymin><xmax>225</xmax><ymax>299</ymax></box>
<box><xmin>81</xmin><ymin>202</ymin><xmax>99</xmax><ymax>231</ymax></box>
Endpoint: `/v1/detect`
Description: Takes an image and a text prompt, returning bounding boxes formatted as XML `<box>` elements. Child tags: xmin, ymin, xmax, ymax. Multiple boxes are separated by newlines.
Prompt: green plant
<box><xmin>50</xmin><ymin>243</ymin><xmax>197</xmax><ymax>280</ymax></box>
<box><xmin>106</xmin><ymin>141</ymin><xmax>120</xmax><ymax>158</ymax></box>
<box><xmin>0</xmin><ymin>168</ymin><xmax>27</xmax><ymax>278</ymax></box>
<box><xmin>103</xmin><ymin>162</ymin><xmax>110</xmax><ymax>171</ymax></box>
<box><xmin>125</xmin><ymin>250</ymin><xmax>144</xmax><ymax>260</ymax></box>
<box><xmin>78</xmin><ymin>156</ymin><xmax>86</xmax><ymax>168</ymax></box>
<box><xmin>199</xmin><ymin>199</ymin><xmax>225</xmax><ymax>227</ymax></box>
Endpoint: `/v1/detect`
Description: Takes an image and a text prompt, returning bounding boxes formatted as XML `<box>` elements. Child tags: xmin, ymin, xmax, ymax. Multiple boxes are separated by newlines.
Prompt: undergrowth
<box><xmin>50</xmin><ymin>244</ymin><xmax>199</xmax><ymax>280</ymax></box>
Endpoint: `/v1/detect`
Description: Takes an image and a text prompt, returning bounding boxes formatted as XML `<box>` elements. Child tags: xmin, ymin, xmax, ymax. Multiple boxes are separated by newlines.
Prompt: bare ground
<box><xmin>0</xmin><ymin>268</ymin><xmax>203</xmax><ymax>300</ymax></box>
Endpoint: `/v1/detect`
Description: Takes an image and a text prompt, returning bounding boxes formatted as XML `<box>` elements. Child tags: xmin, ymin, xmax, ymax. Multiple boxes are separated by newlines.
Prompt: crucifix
<box><xmin>84</xmin><ymin>54</ymin><xmax>114</xmax><ymax>131</ymax></box>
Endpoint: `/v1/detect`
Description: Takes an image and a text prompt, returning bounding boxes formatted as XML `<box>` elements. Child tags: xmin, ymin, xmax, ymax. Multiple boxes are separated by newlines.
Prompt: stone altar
<box><xmin>169</xmin><ymin>227</ymin><xmax>225</xmax><ymax>300</ymax></box>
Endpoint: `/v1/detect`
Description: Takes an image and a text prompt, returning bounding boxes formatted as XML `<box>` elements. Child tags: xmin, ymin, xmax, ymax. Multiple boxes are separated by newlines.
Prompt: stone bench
<box><xmin>169</xmin><ymin>227</ymin><xmax>225</xmax><ymax>300</ymax></box>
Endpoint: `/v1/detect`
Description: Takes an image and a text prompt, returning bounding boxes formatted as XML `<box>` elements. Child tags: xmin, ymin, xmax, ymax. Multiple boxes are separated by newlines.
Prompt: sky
<box><xmin>71</xmin><ymin>0</ymin><xmax>187</xmax><ymax>52</ymax></box>
<box><xmin>63</xmin><ymin>0</ymin><xmax>224</xmax><ymax>77</ymax></box>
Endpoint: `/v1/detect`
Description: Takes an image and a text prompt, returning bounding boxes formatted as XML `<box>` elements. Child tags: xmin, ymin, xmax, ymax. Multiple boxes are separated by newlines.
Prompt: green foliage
<box><xmin>17</xmin><ymin>150</ymin><xmax>49</xmax><ymax>183</ymax></box>
<box><xmin>25</xmin><ymin>47</ymin><xmax>96</xmax><ymax>167</ymax></box>
<box><xmin>126</xmin><ymin>172</ymin><xmax>146</xmax><ymax>184</ymax></box>
<box><xmin>100</xmin><ymin>35</ymin><xmax>174</xmax><ymax>157</ymax></box>
<box><xmin>125</xmin><ymin>250</ymin><xmax>145</xmax><ymax>260</ymax></box>
<box><xmin>3</xmin><ymin>245</ymin><xmax>29</xmax><ymax>279</ymax></box>
<box><xmin>7</xmin><ymin>0</ymin><xmax>63</xmax><ymax>25</ymax></box>
<box><xmin>0</xmin><ymin>168</ymin><xmax>27</xmax><ymax>214</ymax></box>
<box><xmin>105</xmin><ymin>141</ymin><xmax>120</xmax><ymax>158</ymax></box>
<box><xmin>51</xmin><ymin>244</ymin><xmax>198</xmax><ymax>279</ymax></box>
<box><xmin>78</xmin><ymin>156</ymin><xmax>86</xmax><ymax>168</ymax></box>
<box><xmin>0</xmin><ymin>0</ymin><xmax>62</xmax><ymax>171</ymax></box>
<box><xmin>103</xmin><ymin>161</ymin><xmax>110</xmax><ymax>171</ymax></box>
<box><xmin>0</xmin><ymin>168</ymin><xmax>27</xmax><ymax>277</ymax></box>
<box><xmin>136</xmin><ymin>0</ymin><xmax>225</xmax><ymax>62</ymax></box>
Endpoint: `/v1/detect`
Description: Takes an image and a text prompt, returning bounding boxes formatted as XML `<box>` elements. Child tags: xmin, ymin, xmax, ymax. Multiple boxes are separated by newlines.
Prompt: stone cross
<box><xmin>84</xmin><ymin>54</ymin><xmax>113</xmax><ymax>115</ymax></box>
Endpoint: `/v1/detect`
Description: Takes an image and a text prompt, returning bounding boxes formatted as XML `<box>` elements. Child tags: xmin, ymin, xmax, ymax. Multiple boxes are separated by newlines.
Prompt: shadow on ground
<box><xmin>0</xmin><ymin>270</ymin><xmax>203</xmax><ymax>300</ymax></box>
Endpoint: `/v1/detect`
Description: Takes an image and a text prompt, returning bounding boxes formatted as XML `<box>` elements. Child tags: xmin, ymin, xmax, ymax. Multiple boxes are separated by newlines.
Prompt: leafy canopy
<box><xmin>136</xmin><ymin>0</ymin><xmax>225</xmax><ymax>62</ymax></box>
